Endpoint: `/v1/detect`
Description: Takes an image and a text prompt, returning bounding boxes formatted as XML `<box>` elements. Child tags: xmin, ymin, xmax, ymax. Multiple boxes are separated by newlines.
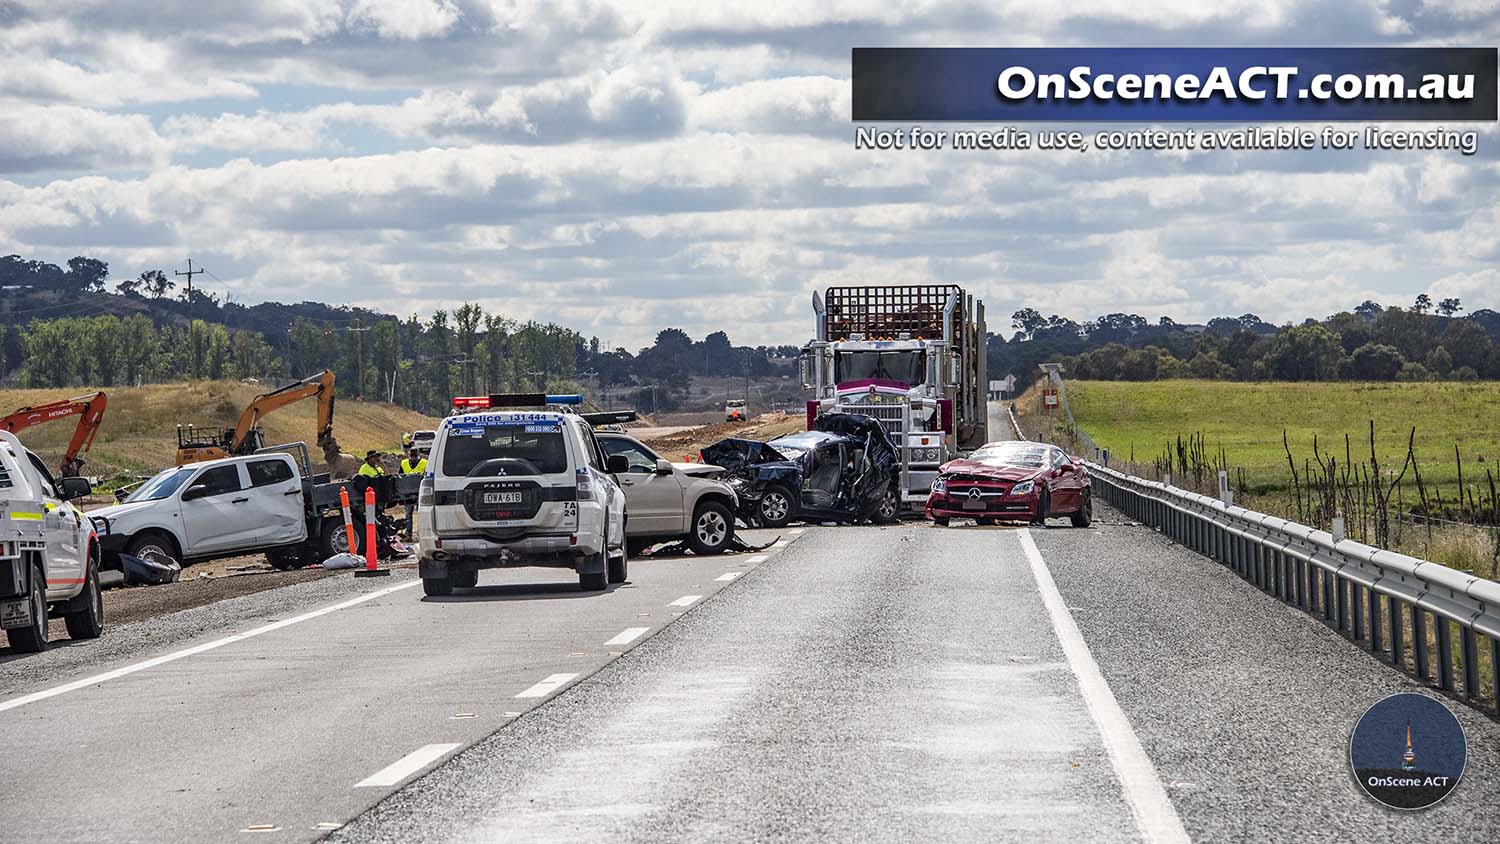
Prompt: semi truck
<box><xmin>802</xmin><ymin>285</ymin><xmax>987</xmax><ymax>512</ymax></box>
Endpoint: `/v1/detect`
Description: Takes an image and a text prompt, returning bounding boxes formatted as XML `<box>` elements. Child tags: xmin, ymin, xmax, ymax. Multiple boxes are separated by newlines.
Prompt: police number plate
<box><xmin>483</xmin><ymin>491</ymin><xmax>524</xmax><ymax>505</ymax></box>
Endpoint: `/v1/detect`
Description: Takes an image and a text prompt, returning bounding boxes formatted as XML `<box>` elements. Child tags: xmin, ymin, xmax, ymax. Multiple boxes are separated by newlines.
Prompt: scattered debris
<box><xmin>120</xmin><ymin>553</ymin><xmax>181</xmax><ymax>586</ymax></box>
<box><xmin>321</xmin><ymin>553</ymin><xmax>365</xmax><ymax>570</ymax></box>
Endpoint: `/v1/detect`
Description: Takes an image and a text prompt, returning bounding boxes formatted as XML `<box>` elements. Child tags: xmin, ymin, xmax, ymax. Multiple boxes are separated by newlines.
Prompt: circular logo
<box><xmin>1350</xmin><ymin>693</ymin><xmax>1466</xmax><ymax>810</ymax></box>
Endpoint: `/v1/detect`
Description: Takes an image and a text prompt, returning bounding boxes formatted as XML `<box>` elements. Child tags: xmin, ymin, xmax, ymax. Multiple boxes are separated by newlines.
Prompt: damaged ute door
<box><xmin>180</xmin><ymin>464</ymin><xmax>252</xmax><ymax>554</ymax></box>
<box><xmin>244</xmin><ymin>456</ymin><xmax>308</xmax><ymax>546</ymax></box>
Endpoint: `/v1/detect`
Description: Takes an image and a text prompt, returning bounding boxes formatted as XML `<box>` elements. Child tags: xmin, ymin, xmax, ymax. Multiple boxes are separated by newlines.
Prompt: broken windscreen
<box><xmin>834</xmin><ymin>350</ymin><xmax>925</xmax><ymax>386</ymax></box>
<box><xmin>441</xmin><ymin>422</ymin><xmax>569</xmax><ymax>476</ymax></box>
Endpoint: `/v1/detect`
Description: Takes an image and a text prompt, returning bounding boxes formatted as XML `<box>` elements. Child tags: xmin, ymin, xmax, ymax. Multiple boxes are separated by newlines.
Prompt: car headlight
<box><xmin>1009</xmin><ymin>480</ymin><xmax>1034</xmax><ymax>496</ymax></box>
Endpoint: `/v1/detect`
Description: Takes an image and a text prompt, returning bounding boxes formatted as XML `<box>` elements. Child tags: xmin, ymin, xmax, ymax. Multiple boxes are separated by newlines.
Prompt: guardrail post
<box><xmin>1366</xmin><ymin>587</ymin><xmax>1381</xmax><ymax>653</ymax></box>
<box><xmin>1322</xmin><ymin>569</ymin><xmax>1336</xmax><ymax>623</ymax></box>
<box><xmin>1436</xmin><ymin>619</ymin><xmax>1454</xmax><ymax>691</ymax></box>
<box><xmin>1387</xmin><ymin>597</ymin><xmax>1404</xmax><ymax>667</ymax></box>
<box><xmin>1294</xmin><ymin>555</ymin><xmax>1307</xmax><ymax>609</ymax></box>
<box><xmin>1461</xmin><ymin>628</ymin><xmax>1478</xmax><ymax>700</ymax></box>
<box><xmin>1490</xmin><ymin>638</ymin><xmax>1500</xmax><ymax>715</ymax></box>
<box><xmin>1351</xmin><ymin>583</ymin><xmax>1364</xmax><ymax>640</ymax></box>
<box><xmin>1336</xmin><ymin>576</ymin><xmax>1349</xmax><ymax>634</ymax></box>
<box><xmin>1412</xmin><ymin>606</ymin><xmax>1429</xmax><ymax>682</ymax></box>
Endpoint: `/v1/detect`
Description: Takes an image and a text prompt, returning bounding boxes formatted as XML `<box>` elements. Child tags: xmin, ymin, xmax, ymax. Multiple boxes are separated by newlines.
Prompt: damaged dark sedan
<box><xmin>701</xmin><ymin>413</ymin><xmax>901</xmax><ymax>528</ymax></box>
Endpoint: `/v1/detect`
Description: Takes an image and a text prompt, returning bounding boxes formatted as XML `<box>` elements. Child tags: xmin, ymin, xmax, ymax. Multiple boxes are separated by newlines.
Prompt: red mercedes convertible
<box><xmin>925</xmin><ymin>441</ymin><xmax>1092</xmax><ymax>527</ymax></box>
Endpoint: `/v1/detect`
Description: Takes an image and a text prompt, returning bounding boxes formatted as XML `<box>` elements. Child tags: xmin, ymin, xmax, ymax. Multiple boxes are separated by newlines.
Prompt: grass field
<box><xmin>1</xmin><ymin>381</ymin><xmax>439</xmax><ymax>481</ymax></box>
<box><xmin>1064</xmin><ymin>380</ymin><xmax>1500</xmax><ymax>496</ymax></box>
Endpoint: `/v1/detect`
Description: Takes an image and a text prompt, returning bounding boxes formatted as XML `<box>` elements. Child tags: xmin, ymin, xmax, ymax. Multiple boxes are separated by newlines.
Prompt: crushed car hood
<box><xmin>699</xmin><ymin>438</ymin><xmax>791</xmax><ymax>471</ymax></box>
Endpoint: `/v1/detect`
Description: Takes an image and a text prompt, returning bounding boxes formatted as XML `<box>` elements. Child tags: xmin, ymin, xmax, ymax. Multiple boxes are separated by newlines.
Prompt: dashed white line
<box><xmin>0</xmin><ymin>579</ymin><xmax>422</xmax><ymax>715</ymax></box>
<box><xmin>515</xmin><ymin>673</ymin><xmax>579</xmax><ymax>699</ymax></box>
<box><xmin>788</xmin><ymin>528</ymin><xmax>805</xmax><ymax>536</ymax></box>
<box><xmin>715</xmin><ymin>572</ymin><xmax>741</xmax><ymax>582</ymax></box>
<box><xmin>354</xmin><ymin>743</ymin><xmax>461</xmax><ymax>788</ymax></box>
<box><xmin>746</xmin><ymin>554</ymin><xmax>769</xmax><ymax>564</ymax></box>
<box><xmin>604</xmin><ymin>626</ymin><xmax>650</xmax><ymax>646</ymax></box>
<box><xmin>1017</xmin><ymin>529</ymin><xmax>1189</xmax><ymax>844</ymax></box>
<box><xmin>668</xmin><ymin>595</ymin><xmax>702</xmax><ymax>607</ymax></box>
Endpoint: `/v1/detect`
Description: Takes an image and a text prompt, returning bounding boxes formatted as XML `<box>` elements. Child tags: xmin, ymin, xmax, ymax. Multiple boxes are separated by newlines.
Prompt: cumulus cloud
<box><xmin>0</xmin><ymin>0</ymin><xmax>1495</xmax><ymax>347</ymax></box>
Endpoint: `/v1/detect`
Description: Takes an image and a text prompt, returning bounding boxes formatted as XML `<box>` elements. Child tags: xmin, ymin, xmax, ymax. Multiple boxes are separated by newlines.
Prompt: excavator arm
<box><xmin>0</xmin><ymin>391</ymin><xmax>108</xmax><ymax>477</ymax></box>
<box><xmin>230</xmin><ymin>370</ymin><xmax>337</xmax><ymax>452</ymax></box>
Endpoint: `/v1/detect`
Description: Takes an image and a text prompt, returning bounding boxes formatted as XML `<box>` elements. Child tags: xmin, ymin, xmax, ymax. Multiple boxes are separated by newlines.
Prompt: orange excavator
<box><xmin>175</xmin><ymin>370</ymin><xmax>343</xmax><ymax>467</ymax></box>
<box><xmin>0</xmin><ymin>391</ymin><xmax>108</xmax><ymax>477</ymax></box>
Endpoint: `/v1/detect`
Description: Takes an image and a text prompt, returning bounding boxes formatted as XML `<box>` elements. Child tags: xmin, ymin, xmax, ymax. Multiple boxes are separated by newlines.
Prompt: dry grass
<box><xmin>639</xmin><ymin>412</ymin><xmax>808</xmax><ymax>458</ymax></box>
<box><xmin>1</xmin><ymin>381</ymin><xmax>439</xmax><ymax>481</ymax></box>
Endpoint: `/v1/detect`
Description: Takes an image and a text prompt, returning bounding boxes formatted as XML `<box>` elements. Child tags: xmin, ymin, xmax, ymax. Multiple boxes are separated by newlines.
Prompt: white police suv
<box><xmin>415</xmin><ymin>394</ymin><xmax>630</xmax><ymax>596</ymax></box>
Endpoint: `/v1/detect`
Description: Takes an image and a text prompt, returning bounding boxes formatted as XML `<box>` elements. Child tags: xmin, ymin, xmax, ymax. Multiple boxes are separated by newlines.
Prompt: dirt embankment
<box><xmin>637</xmin><ymin>412</ymin><xmax>807</xmax><ymax>458</ymax></box>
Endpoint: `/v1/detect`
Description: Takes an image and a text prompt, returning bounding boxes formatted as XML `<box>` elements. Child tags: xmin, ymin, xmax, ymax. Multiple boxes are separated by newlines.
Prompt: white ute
<box><xmin>417</xmin><ymin>394</ymin><xmax>629</xmax><ymax>596</ymax></box>
<box><xmin>0</xmin><ymin>431</ymin><xmax>103</xmax><ymax>652</ymax></box>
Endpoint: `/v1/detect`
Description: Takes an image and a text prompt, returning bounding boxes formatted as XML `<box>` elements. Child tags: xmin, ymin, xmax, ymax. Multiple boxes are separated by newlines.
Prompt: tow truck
<box><xmin>802</xmin><ymin>285</ymin><xmax>987</xmax><ymax>513</ymax></box>
<box><xmin>0</xmin><ymin>431</ymin><xmax>102</xmax><ymax>652</ymax></box>
<box><xmin>0</xmin><ymin>391</ymin><xmax>108</xmax><ymax>478</ymax></box>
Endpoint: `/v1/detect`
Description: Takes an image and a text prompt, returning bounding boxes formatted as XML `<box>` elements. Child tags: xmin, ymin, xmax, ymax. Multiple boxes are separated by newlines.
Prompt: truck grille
<box><xmin>836</xmin><ymin>397</ymin><xmax>906</xmax><ymax>439</ymax></box>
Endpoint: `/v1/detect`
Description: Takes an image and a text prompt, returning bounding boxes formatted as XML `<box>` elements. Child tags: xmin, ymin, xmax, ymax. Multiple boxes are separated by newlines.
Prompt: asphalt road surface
<box><xmin>5</xmin><ymin>507</ymin><xmax>1500</xmax><ymax>840</ymax></box>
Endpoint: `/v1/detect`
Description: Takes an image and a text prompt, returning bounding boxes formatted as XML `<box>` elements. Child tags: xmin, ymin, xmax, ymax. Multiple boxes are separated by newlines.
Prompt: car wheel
<box><xmin>63</xmin><ymin>554</ymin><xmax>104</xmax><ymax>641</ymax></box>
<box><xmin>932</xmin><ymin>516</ymin><xmax>950</xmax><ymax>527</ymax></box>
<box><xmin>126</xmin><ymin>532</ymin><xmax>179</xmax><ymax>569</ymax></box>
<box><xmin>7</xmin><ymin>560</ymin><xmax>48</xmax><ymax>653</ymax></box>
<box><xmin>318</xmin><ymin>515</ymin><xmax>362</xmax><ymax>559</ymax></box>
<box><xmin>452</xmin><ymin>569</ymin><xmax>478</xmax><ymax>589</ymax></box>
<box><xmin>757</xmin><ymin>485</ymin><xmax>795</xmax><ymax>529</ymax></box>
<box><xmin>422</xmin><ymin>575</ymin><xmax>453</xmax><ymax>596</ymax></box>
<box><xmin>873</xmin><ymin>487</ymin><xmax>900</xmax><ymax>524</ymax></box>
<box><xmin>579</xmin><ymin>565</ymin><xmax>608</xmax><ymax>591</ymax></box>
<box><xmin>686</xmin><ymin>500</ymin><xmax>735</xmax><ymax>555</ymax></box>
<box><xmin>976</xmin><ymin>517</ymin><xmax>997</xmax><ymax>526</ymax></box>
<box><xmin>1070</xmin><ymin>491</ymin><xmax>1093</xmax><ymax>528</ymax></box>
<box><xmin>608</xmin><ymin>544</ymin><xmax>629</xmax><ymax>583</ymax></box>
<box><xmin>1031</xmin><ymin>490</ymin><xmax>1050</xmax><ymax>526</ymax></box>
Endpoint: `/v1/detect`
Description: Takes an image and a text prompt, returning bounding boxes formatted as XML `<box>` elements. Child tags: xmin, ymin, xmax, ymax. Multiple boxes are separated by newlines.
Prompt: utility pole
<box><xmin>176</xmin><ymin>258</ymin><xmax>204</xmax><ymax>377</ymax></box>
<box><xmin>346</xmin><ymin>321</ymin><xmax>372</xmax><ymax>398</ymax></box>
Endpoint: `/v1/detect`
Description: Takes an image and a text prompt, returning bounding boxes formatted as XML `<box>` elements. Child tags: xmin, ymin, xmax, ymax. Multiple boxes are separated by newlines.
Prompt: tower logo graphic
<box><xmin>1350</xmin><ymin>693</ymin><xmax>1465</xmax><ymax>810</ymax></box>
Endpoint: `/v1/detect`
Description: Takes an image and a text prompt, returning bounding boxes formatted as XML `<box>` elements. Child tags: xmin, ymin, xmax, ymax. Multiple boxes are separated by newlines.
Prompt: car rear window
<box><xmin>248</xmin><ymin>458</ymin><xmax>295</xmax><ymax>487</ymax></box>
<box><xmin>441</xmin><ymin>422</ymin><xmax>569</xmax><ymax>477</ymax></box>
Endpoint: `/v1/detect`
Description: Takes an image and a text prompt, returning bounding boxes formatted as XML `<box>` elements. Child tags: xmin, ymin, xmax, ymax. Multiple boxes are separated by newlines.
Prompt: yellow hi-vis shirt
<box><xmin>357</xmin><ymin>462</ymin><xmax>385</xmax><ymax>478</ymax></box>
<box><xmin>401</xmin><ymin>457</ymin><xmax>428</xmax><ymax>474</ymax></box>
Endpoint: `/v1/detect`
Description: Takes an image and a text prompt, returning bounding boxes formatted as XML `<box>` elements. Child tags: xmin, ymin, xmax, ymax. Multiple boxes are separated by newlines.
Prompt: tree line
<box><xmin>993</xmin><ymin>296</ymin><xmax>1500</xmax><ymax>385</ymax></box>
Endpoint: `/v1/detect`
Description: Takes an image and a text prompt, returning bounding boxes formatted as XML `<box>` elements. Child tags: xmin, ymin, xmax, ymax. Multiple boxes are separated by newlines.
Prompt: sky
<box><xmin>0</xmin><ymin>1</ymin><xmax>1496</xmax><ymax>350</ymax></box>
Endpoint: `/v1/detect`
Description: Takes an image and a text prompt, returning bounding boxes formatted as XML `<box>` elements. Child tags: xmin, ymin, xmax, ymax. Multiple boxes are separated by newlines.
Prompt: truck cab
<box><xmin>0</xmin><ymin>431</ymin><xmax>102</xmax><ymax>652</ymax></box>
<box><xmin>802</xmin><ymin>285</ymin><xmax>987</xmax><ymax>512</ymax></box>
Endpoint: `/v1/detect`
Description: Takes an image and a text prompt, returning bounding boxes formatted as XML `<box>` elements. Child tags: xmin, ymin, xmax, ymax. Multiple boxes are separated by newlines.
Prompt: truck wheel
<box><xmin>757</xmin><ymin>485</ymin><xmax>795</xmax><ymax>529</ymax></box>
<box><xmin>579</xmin><ymin>566</ymin><xmax>608</xmax><ymax>591</ymax></box>
<box><xmin>422</xmin><ymin>575</ymin><xmax>453</xmax><ymax>597</ymax></box>
<box><xmin>126</xmin><ymin>532</ymin><xmax>178</xmax><ymax>569</ymax></box>
<box><xmin>7</xmin><ymin>561</ymin><xmax>48</xmax><ymax>653</ymax></box>
<box><xmin>1070</xmin><ymin>492</ymin><xmax>1093</xmax><ymax>528</ymax></box>
<box><xmin>608</xmin><ymin>545</ymin><xmax>628</xmax><ymax>584</ymax></box>
<box><xmin>686</xmin><ymin>501</ymin><xmax>734</xmax><ymax>555</ymax></box>
<box><xmin>318</xmin><ymin>516</ymin><xmax>362</xmax><ymax>559</ymax></box>
<box><xmin>63</xmin><ymin>556</ymin><xmax>104</xmax><ymax>641</ymax></box>
<box><xmin>452</xmin><ymin>569</ymin><xmax>478</xmax><ymax>589</ymax></box>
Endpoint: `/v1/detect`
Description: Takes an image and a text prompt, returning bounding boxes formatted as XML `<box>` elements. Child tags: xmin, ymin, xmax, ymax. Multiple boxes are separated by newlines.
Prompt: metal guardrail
<box><xmin>1086</xmin><ymin>459</ymin><xmax>1500</xmax><ymax>714</ymax></box>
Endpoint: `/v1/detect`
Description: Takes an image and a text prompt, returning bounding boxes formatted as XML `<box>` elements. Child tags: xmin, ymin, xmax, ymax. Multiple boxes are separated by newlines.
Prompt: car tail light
<box><xmin>576</xmin><ymin>472</ymin><xmax>594</xmax><ymax>500</ymax></box>
<box><xmin>418</xmin><ymin>477</ymin><xmax>434</xmax><ymax>508</ymax></box>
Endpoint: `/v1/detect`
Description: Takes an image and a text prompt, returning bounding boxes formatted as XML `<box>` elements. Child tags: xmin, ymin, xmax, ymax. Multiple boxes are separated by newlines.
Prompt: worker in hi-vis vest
<box><xmin>357</xmin><ymin>449</ymin><xmax>385</xmax><ymax>478</ymax></box>
<box><xmin>401</xmin><ymin>446</ymin><xmax>428</xmax><ymax>538</ymax></box>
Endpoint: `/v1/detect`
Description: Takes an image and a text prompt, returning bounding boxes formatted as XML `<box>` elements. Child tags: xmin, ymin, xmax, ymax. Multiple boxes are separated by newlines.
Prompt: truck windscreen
<box><xmin>835</xmin><ymin>351</ymin><xmax>924</xmax><ymax>386</ymax></box>
<box><xmin>442</xmin><ymin>423</ymin><xmax>569</xmax><ymax>476</ymax></box>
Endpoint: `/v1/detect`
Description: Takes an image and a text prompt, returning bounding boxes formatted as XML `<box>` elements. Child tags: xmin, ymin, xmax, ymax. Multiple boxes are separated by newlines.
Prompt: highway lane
<box><xmin>0</xmin><ymin>529</ymin><xmax>794</xmax><ymax>843</ymax></box>
<box><xmin>338</xmin><ymin>510</ymin><xmax>1500</xmax><ymax>843</ymax></box>
<box><xmin>335</xmin><ymin>522</ymin><xmax>1167</xmax><ymax>843</ymax></box>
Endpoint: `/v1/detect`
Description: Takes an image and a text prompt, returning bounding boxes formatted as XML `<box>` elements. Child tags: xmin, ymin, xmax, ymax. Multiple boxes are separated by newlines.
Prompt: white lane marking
<box><xmin>668</xmin><ymin>595</ymin><xmax>701</xmax><ymax>607</ymax></box>
<box><xmin>515</xmin><ymin>673</ymin><xmax>579</xmax><ymax>699</ymax></box>
<box><xmin>604</xmin><ymin>626</ymin><xmax>649</xmax><ymax>646</ymax></box>
<box><xmin>354</xmin><ymin>743</ymin><xmax>461</xmax><ymax>788</ymax></box>
<box><xmin>1017</xmin><ymin>530</ymin><xmax>1190</xmax><ymax>844</ymax></box>
<box><xmin>746</xmin><ymin>554</ymin><xmax>769</xmax><ymax>564</ymax></box>
<box><xmin>771</xmin><ymin>539</ymin><xmax>790</xmax><ymax>549</ymax></box>
<box><xmin>0</xmin><ymin>579</ymin><xmax>422</xmax><ymax>715</ymax></box>
<box><xmin>788</xmin><ymin>528</ymin><xmax>805</xmax><ymax>536</ymax></box>
<box><xmin>715</xmin><ymin>572</ymin><xmax>741</xmax><ymax>582</ymax></box>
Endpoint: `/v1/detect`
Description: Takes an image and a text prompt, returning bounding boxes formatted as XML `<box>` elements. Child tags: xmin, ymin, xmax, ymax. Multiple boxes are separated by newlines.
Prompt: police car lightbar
<box><xmin>451</xmin><ymin>393</ymin><xmax>585</xmax><ymax>410</ymax></box>
<box><xmin>581</xmin><ymin>410</ymin><xmax>639</xmax><ymax>426</ymax></box>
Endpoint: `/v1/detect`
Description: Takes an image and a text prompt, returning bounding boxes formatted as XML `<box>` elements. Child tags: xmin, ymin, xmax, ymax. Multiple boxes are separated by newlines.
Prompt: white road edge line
<box><xmin>1017</xmin><ymin>530</ymin><xmax>1190</xmax><ymax>844</ymax></box>
<box><xmin>354</xmin><ymin>743</ymin><xmax>462</xmax><ymax>788</ymax></box>
<box><xmin>715</xmin><ymin>572</ymin><xmax>741</xmax><ymax>582</ymax></box>
<box><xmin>515</xmin><ymin>672</ymin><xmax>579</xmax><ymax>699</ymax></box>
<box><xmin>0</xmin><ymin>579</ymin><xmax>422</xmax><ymax>715</ymax></box>
<box><xmin>668</xmin><ymin>595</ymin><xmax>702</xmax><ymax>607</ymax></box>
<box><xmin>604</xmin><ymin>626</ymin><xmax>650</xmax><ymax>646</ymax></box>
